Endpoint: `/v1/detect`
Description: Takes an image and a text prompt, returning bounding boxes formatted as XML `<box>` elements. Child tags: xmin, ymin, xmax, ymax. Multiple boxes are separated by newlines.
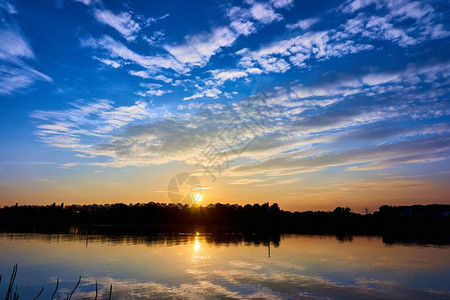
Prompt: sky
<box><xmin>0</xmin><ymin>0</ymin><xmax>449</xmax><ymax>212</ymax></box>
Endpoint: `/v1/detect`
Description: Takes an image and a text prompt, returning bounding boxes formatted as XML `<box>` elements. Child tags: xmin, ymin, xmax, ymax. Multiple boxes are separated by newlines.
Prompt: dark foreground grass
<box><xmin>1</xmin><ymin>265</ymin><xmax>112</xmax><ymax>300</ymax></box>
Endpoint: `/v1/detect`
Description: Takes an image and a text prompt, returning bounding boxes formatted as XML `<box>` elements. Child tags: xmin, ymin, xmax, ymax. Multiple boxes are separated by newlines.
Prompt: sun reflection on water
<box><xmin>194</xmin><ymin>236</ymin><xmax>200</xmax><ymax>252</ymax></box>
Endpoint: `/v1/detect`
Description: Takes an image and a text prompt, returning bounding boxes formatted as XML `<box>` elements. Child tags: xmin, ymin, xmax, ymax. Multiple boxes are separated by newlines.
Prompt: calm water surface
<box><xmin>0</xmin><ymin>232</ymin><xmax>449</xmax><ymax>299</ymax></box>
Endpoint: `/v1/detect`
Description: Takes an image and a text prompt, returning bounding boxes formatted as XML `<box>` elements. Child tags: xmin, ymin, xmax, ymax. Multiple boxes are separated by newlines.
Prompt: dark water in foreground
<box><xmin>0</xmin><ymin>232</ymin><xmax>449</xmax><ymax>299</ymax></box>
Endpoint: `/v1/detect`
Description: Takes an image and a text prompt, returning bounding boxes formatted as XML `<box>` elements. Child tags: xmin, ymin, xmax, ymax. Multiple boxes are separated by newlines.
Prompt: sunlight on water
<box><xmin>0</xmin><ymin>233</ymin><xmax>449</xmax><ymax>299</ymax></box>
<box><xmin>194</xmin><ymin>236</ymin><xmax>200</xmax><ymax>252</ymax></box>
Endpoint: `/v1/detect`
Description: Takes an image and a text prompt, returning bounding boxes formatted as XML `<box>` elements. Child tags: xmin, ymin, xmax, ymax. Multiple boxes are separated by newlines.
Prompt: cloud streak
<box><xmin>0</xmin><ymin>2</ymin><xmax>51</xmax><ymax>95</ymax></box>
<box><xmin>93</xmin><ymin>9</ymin><xmax>141</xmax><ymax>41</ymax></box>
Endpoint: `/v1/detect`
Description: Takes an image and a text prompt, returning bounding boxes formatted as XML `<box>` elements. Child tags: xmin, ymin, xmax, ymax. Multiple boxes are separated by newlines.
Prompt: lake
<box><xmin>0</xmin><ymin>231</ymin><xmax>449</xmax><ymax>299</ymax></box>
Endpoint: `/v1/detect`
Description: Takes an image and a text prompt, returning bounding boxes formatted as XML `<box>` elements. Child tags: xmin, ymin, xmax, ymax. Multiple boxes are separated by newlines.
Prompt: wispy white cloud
<box><xmin>142</xmin><ymin>31</ymin><xmax>165</xmax><ymax>46</ymax></box>
<box><xmin>229</xmin><ymin>178</ymin><xmax>266</xmax><ymax>185</ymax></box>
<box><xmin>0</xmin><ymin>0</ymin><xmax>17</xmax><ymax>13</ymax></box>
<box><xmin>340</xmin><ymin>0</ymin><xmax>380</xmax><ymax>14</ymax></box>
<box><xmin>338</xmin><ymin>0</ymin><xmax>449</xmax><ymax>46</ymax></box>
<box><xmin>128</xmin><ymin>70</ymin><xmax>152</xmax><ymax>78</ymax></box>
<box><xmin>361</xmin><ymin>73</ymin><xmax>400</xmax><ymax>86</ymax></box>
<box><xmin>81</xmin><ymin>35</ymin><xmax>187</xmax><ymax>73</ymax></box>
<box><xmin>226</xmin><ymin>0</ymin><xmax>289</xmax><ymax>33</ymax></box>
<box><xmin>31</xmin><ymin>99</ymin><xmax>171</xmax><ymax>154</ymax></box>
<box><xmin>0</xmin><ymin>28</ymin><xmax>34</xmax><ymax>60</ymax></box>
<box><xmin>245</xmin><ymin>67</ymin><xmax>262</xmax><ymax>74</ymax></box>
<box><xmin>211</xmin><ymin>69</ymin><xmax>248</xmax><ymax>84</ymax></box>
<box><xmin>92</xmin><ymin>56</ymin><xmax>121</xmax><ymax>68</ymax></box>
<box><xmin>33</xmin><ymin>178</ymin><xmax>53</xmax><ymax>182</ymax></box>
<box><xmin>226</xmin><ymin>0</ymin><xmax>293</xmax><ymax>39</ymax></box>
<box><xmin>0</xmin><ymin>2</ymin><xmax>51</xmax><ymax>95</ymax></box>
<box><xmin>72</xmin><ymin>0</ymin><xmax>96</xmax><ymax>6</ymax></box>
<box><xmin>237</xmin><ymin>31</ymin><xmax>373</xmax><ymax>73</ymax></box>
<box><xmin>183</xmin><ymin>87</ymin><xmax>223</xmax><ymax>101</ymax></box>
<box><xmin>270</xmin><ymin>0</ymin><xmax>294</xmax><ymax>9</ymax></box>
<box><xmin>230</xmin><ymin>20</ymin><xmax>256</xmax><ymax>36</ymax></box>
<box><xmin>364</xmin><ymin>16</ymin><xmax>416</xmax><ymax>47</ymax></box>
<box><xmin>233</xmin><ymin>135</ymin><xmax>450</xmax><ymax>176</ymax></box>
<box><xmin>153</xmin><ymin>74</ymin><xmax>173</xmax><ymax>83</ymax></box>
<box><xmin>250</xmin><ymin>2</ymin><xmax>282</xmax><ymax>24</ymax></box>
<box><xmin>361</xmin><ymin>62</ymin><xmax>450</xmax><ymax>86</ymax></box>
<box><xmin>228</xmin><ymin>0</ymin><xmax>448</xmax><ymax>81</ymax></box>
<box><xmin>136</xmin><ymin>82</ymin><xmax>172</xmax><ymax>97</ymax></box>
<box><xmin>93</xmin><ymin>9</ymin><xmax>141</xmax><ymax>41</ymax></box>
<box><xmin>164</xmin><ymin>27</ymin><xmax>237</xmax><ymax>69</ymax></box>
<box><xmin>0</xmin><ymin>63</ymin><xmax>51</xmax><ymax>95</ymax></box>
<box><xmin>61</xmin><ymin>162</ymin><xmax>80</xmax><ymax>168</ymax></box>
<box><xmin>177</xmin><ymin>102</ymin><xmax>225</xmax><ymax>111</ymax></box>
<box><xmin>256</xmin><ymin>178</ymin><xmax>300</xmax><ymax>186</ymax></box>
<box><xmin>129</xmin><ymin>71</ymin><xmax>174</xmax><ymax>84</ymax></box>
<box><xmin>346</xmin><ymin>153</ymin><xmax>448</xmax><ymax>171</ymax></box>
<box><xmin>286</xmin><ymin>18</ymin><xmax>319</xmax><ymax>30</ymax></box>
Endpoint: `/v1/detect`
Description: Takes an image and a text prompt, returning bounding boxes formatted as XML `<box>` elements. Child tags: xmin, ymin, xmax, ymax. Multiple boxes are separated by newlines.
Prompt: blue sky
<box><xmin>0</xmin><ymin>0</ymin><xmax>449</xmax><ymax>210</ymax></box>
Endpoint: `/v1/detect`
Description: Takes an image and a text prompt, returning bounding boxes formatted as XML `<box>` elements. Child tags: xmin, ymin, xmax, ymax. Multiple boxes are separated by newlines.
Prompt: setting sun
<box><xmin>194</xmin><ymin>193</ymin><xmax>202</xmax><ymax>203</ymax></box>
<box><xmin>191</xmin><ymin>185</ymin><xmax>203</xmax><ymax>203</ymax></box>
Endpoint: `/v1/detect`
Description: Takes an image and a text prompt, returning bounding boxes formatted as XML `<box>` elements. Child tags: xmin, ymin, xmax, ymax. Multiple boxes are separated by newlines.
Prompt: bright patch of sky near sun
<box><xmin>0</xmin><ymin>0</ymin><xmax>449</xmax><ymax>211</ymax></box>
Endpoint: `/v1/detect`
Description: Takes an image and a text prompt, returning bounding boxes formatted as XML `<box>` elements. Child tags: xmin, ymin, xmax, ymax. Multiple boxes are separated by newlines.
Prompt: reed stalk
<box><xmin>5</xmin><ymin>264</ymin><xmax>17</xmax><ymax>300</ymax></box>
<box><xmin>32</xmin><ymin>286</ymin><xmax>44</xmax><ymax>300</ymax></box>
<box><xmin>51</xmin><ymin>278</ymin><xmax>59</xmax><ymax>300</ymax></box>
<box><xmin>95</xmin><ymin>279</ymin><xmax>98</xmax><ymax>300</ymax></box>
<box><xmin>67</xmin><ymin>276</ymin><xmax>81</xmax><ymax>300</ymax></box>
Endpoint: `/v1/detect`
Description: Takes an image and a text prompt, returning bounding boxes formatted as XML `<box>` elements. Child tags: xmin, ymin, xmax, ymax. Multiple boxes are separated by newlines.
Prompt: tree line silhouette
<box><xmin>1</xmin><ymin>202</ymin><xmax>449</xmax><ymax>237</ymax></box>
